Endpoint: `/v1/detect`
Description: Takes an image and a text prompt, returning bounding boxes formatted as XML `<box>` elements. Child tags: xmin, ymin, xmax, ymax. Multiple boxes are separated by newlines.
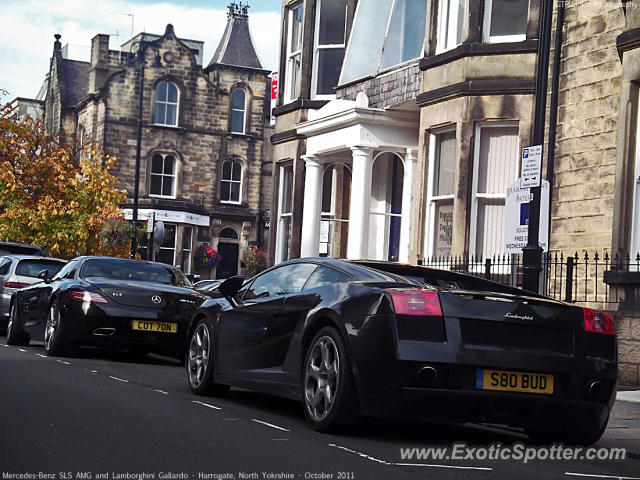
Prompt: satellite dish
<box><xmin>153</xmin><ymin>220</ymin><xmax>165</xmax><ymax>246</ymax></box>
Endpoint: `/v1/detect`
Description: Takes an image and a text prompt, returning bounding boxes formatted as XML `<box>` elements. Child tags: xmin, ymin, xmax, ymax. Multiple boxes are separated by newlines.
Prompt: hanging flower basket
<box><xmin>195</xmin><ymin>243</ymin><xmax>220</xmax><ymax>267</ymax></box>
<box><xmin>245</xmin><ymin>247</ymin><xmax>267</xmax><ymax>278</ymax></box>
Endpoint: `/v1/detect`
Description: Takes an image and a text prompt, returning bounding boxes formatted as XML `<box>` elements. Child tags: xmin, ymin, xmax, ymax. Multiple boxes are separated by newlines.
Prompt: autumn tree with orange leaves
<box><xmin>0</xmin><ymin>105</ymin><xmax>129</xmax><ymax>258</ymax></box>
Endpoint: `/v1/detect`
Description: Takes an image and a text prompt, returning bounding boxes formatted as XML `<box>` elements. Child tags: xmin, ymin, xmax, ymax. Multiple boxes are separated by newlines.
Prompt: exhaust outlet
<box><xmin>586</xmin><ymin>380</ymin><xmax>602</xmax><ymax>400</ymax></box>
<box><xmin>417</xmin><ymin>366</ymin><xmax>438</xmax><ymax>387</ymax></box>
<box><xmin>93</xmin><ymin>328</ymin><xmax>116</xmax><ymax>336</ymax></box>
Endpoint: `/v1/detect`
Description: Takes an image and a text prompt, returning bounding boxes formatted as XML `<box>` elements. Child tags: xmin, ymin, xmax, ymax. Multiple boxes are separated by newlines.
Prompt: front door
<box><xmin>216</xmin><ymin>243</ymin><xmax>239</xmax><ymax>279</ymax></box>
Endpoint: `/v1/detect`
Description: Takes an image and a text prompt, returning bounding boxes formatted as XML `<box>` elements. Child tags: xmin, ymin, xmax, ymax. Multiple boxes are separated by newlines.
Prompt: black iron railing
<box><xmin>421</xmin><ymin>252</ymin><xmax>640</xmax><ymax>308</ymax></box>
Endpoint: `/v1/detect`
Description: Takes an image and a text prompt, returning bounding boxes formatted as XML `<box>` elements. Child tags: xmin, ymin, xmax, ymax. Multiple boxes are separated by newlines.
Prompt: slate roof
<box><xmin>208</xmin><ymin>12</ymin><xmax>263</xmax><ymax>70</ymax></box>
<box><xmin>60</xmin><ymin>59</ymin><xmax>90</xmax><ymax>107</ymax></box>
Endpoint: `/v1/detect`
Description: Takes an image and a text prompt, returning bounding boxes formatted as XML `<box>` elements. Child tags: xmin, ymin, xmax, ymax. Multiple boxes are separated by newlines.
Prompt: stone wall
<box><xmin>336</xmin><ymin>62</ymin><xmax>421</xmax><ymax>108</ymax></box>
<box><xmin>550</xmin><ymin>4</ymin><xmax>624</xmax><ymax>253</ymax></box>
<box><xmin>616</xmin><ymin>311</ymin><xmax>640</xmax><ymax>387</ymax></box>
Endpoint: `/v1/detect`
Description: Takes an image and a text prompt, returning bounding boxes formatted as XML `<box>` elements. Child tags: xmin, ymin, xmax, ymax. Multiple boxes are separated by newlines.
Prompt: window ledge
<box><xmin>148</xmin><ymin>124</ymin><xmax>186</xmax><ymax>132</ymax></box>
<box><xmin>420</xmin><ymin>40</ymin><xmax>538</xmax><ymax>71</ymax></box>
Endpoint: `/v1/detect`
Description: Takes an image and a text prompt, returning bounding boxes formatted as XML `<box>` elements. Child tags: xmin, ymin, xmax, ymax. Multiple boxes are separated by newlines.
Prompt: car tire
<box><xmin>186</xmin><ymin>317</ymin><xmax>230</xmax><ymax>396</ymax></box>
<box><xmin>44</xmin><ymin>300</ymin><xmax>72</xmax><ymax>357</ymax></box>
<box><xmin>6</xmin><ymin>302</ymin><xmax>30</xmax><ymax>346</ymax></box>
<box><xmin>302</xmin><ymin>326</ymin><xmax>359</xmax><ymax>432</ymax></box>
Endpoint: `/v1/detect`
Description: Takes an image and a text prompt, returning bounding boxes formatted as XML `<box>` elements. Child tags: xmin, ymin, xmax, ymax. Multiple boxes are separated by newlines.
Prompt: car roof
<box><xmin>0</xmin><ymin>255</ymin><xmax>66</xmax><ymax>262</ymax></box>
<box><xmin>274</xmin><ymin>257</ymin><xmax>411</xmax><ymax>283</ymax></box>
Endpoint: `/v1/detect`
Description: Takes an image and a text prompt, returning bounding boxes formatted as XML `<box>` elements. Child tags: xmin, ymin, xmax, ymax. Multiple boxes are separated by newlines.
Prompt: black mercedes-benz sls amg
<box><xmin>185</xmin><ymin>258</ymin><xmax>617</xmax><ymax>444</ymax></box>
<box><xmin>7</xmin><ymin>256</ymin><xmax>205</xmax><ymax>358</ymax></box>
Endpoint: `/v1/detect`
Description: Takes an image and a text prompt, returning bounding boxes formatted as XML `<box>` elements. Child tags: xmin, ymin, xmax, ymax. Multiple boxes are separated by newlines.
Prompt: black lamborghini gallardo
<box><xmin>184</xmin><ymin>258</ymin><xmax>617</xmax><ymax>444</ymax></box>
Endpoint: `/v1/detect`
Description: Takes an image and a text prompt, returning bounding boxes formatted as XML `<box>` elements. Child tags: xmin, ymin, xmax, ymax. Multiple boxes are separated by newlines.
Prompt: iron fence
<box><xmin>421</xmin><ymin>252</ymin><xmax>640</xmax><ymax>309</ymax></box>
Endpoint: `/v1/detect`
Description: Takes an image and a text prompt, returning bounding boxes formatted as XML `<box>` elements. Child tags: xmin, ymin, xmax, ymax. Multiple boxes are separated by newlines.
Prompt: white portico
<box><xmin>295</xmin><ymin>93</ymin><xmax>419</xmax><ymax>262</ymax></box>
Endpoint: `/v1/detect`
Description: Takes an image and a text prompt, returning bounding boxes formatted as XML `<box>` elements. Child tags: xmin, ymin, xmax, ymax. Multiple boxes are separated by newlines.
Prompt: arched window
<box><xmin>220</xmin><ymin>227</ymin><xmax>239</xmax><ymax>239</ymax></box>
<box><xmin>150</xmin><ymin>153</ymin><xmax>177</xmax><ymax>198</ymax></box>
<box><xmin>220</xmin><ymin>159</ymin><xmax>243</xmax><ymax>204</ymax></box>
<box><xmin>154</xmin><ymin>81</ymin><xmax>179</xmax><ymax>126</ymax></box>
<box><xmin>230</xmin><ymin>89</ymin><xmax>246</xmax><ymax>133</ymax></box>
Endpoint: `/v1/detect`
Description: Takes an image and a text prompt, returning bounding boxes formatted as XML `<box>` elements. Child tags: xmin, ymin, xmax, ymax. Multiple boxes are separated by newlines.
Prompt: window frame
<box><xmin>311</xmin><ymin>0</ymin><xmax>347</xmax><ymax>100</ymax></box>
<box><xmin>230</xmin><ymin>88</ymin><xmax>247</xmax><ymax>134</ymax></box>
<box><xmin>275</xmin><ymin>163</ymin><xmax>294</xmax><ymax>264</ymax></box>
<box><xmin>469</xmin><ymin>122</ymin><xmax>520</xmax><ymax>259</ymax></box>
<box><xmin>284</xmin><ymin>3</ymin><xmax>304</xmax><ymax>104</ymax></box>
<box><xmin>182</xmin><ymin>225</ymin><xmax>193</xmax><ymax>275</ymax></box>
<box><xmin>220</xmin><ymin>159</ymin><xmax>243</xmax><ymax>205</ymax></box>
<box><xmin>630</xmin><ymin>88</ymin><xmax>640</xmax><ymax>257</ymax></box>
<box><xmin>320</xmin><ymin>163</ymin><xmax>351</xmax><ymax>258</ymax></box>
<box><xmin>153</xmin><ymin>80</ymin><xmax>180</xmax><ymax>127</ymax></box>
<box><xmin>425</xmin><ymin>127</ymin><xmax>457</xmax><ymax>259</ymax></box>
<box><xmin>436</xmin><ymin>0</ymin><xmax>465</xmax><ymax>54</ymax></box>
<box><xmin>483</xmin><ymin>0</ymin><xmax>528</xmax><ymax>44</ymax></box>
<box><xmin>156</xmin><ymin>223</ymin><xmax>177</xmax><ymax>267</ymax></box>
<box><xmin>149</xmin><ymin>152</ymin><xmax>178</xmax><ymax>199</ymax></box>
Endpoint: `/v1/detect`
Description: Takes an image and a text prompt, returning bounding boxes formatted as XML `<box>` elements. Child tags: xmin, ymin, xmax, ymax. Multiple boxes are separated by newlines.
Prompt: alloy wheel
<box><xmin>304</xmin><ymin>335</ymin><xmax>340</xmax><ymax>422</ymax></box>
<box><xmin>44</xmin><ymin>303</ymin><xmax>58</xmax><ymax>351</ymax></box>
<box><xmin>188</xmin><ymin>323</ymin><xmax>210</xmax><ymax>388</ymax></box>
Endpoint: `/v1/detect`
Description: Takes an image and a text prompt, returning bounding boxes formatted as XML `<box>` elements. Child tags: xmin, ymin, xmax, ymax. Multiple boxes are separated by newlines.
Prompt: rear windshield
<box><xmin>0</xmin><ymin>246</ymin><xmax>43</xmax><ymax>256</ymax></box>
<box><xmin>16</xmin><ymin>260</ymin><xmax>65</xmax><ymax>278</ymax></box>
<box><xmin>80</xmin><ymin>259</ymin><xmax>191</xmax><ymax>287</ymax></box>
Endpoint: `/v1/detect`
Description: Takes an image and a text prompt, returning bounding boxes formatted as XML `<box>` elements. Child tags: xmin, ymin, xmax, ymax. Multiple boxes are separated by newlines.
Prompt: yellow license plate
<box><xmin>476</xmin><ymin>369</ymin><xmax>554</xmax><ymax>395</ymax></box>
<box><xmin>131</xmin><ymin>320</ymin><xmax>177</xmax><ymax>333</ymax></box>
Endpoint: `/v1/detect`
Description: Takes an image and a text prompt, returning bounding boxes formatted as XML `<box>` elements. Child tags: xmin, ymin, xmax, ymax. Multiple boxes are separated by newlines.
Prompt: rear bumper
<box><xmin>57</xmin><ymin>301</ymin><xmax>189</xmax><ymax>356</ymax></box>
<box><xmin>359</xmin><ymin>386</ymin><xmax>611</xmax><ymax>432</ymax></box>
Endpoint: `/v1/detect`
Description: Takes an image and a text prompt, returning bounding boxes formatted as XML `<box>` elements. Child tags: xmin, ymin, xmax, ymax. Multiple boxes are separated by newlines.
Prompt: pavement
<box><xmin>599</xmin><ymin>390</ymin><xmax>640</xmax><ymax>458</ymax></box>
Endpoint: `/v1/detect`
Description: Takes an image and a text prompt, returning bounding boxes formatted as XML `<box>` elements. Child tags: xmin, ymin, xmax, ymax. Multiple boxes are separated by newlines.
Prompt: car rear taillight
<box><xmin>3</xmin><ymin>282</ymin><xmax>27</xmax><ymax>289</ymax></box>
<box><xmin>387</xmin><ymin>288</ymin><xmax>442</xmax><ymax>316</ymax></box>
<box><xmin>583</xmin><ymin>308</ymin><xmax>615</xmax><ymax>335</ymax></box>
<box><xmin>70</xmin><ymin>289</ymin><xmax>109</xmax><ymax>304</ymax></box>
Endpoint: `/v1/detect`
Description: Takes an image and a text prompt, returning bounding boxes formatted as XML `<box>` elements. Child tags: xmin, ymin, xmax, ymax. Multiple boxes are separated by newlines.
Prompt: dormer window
<box><xmin>231</xmin><ymin>89</ymin><xmax>247</xmax><ymax>134</ymax></box>
<box><xmin>154</xmin><ymin>81</ymin><xmax>179</xmax><ymax>126</ymax></box>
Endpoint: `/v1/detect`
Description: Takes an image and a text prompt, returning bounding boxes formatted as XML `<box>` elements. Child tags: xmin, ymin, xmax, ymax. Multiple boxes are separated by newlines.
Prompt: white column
<box><xmin>347</xmin><ymin>146</ymin><xmax>374</xmax><ymax>259</ymax></box>
<box><xmin>399</xmin><ymin>148</ymin><xmax>417</xmax><ymax>263</ymax></box>
<box><xmin>300</xmin><ymin>155</ymin><xmax>323</xmax><ymax>258</ymax></box>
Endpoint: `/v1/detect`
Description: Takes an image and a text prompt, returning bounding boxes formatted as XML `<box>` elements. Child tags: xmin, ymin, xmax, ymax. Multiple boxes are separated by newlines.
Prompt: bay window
<box><xmin>285</xmin><ymin>4</ymin><xmax>304</xmax><ymax>103</ymax></box>
<box><xmin>312</xmin><ymin>0</ymin><xmax>347</xmax><ymax>98</ymax></box>
<box><xmin>436</xmin><ymin>0</ymin><xmax>466</xmax><ymax>53</ymax></box>
<box><xmin>483</xmin><ymin>0</ymin><xmax>528</xmax><ymax>43</ymax></box>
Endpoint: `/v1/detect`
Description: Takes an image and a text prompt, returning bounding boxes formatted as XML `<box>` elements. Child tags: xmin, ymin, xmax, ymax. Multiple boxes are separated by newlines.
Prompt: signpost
<box><xmin>504</xmin><ymin>179</ymin><xmax>549</xmax><ymax>254</ymax></box>
<box><xmin>521</xmin><ymin>145</ymin><xmax>542</xmax><ymax>189</ymax></box>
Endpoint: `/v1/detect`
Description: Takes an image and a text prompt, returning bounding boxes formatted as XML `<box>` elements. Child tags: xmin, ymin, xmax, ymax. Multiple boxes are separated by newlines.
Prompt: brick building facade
<box><xmin>40</xmin><ymin>4</ymin><xmax>272</xmax><ymax>279</ymax></box>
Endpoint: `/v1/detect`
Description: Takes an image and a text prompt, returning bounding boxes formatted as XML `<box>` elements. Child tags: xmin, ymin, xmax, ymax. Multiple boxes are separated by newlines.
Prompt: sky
<box><xmin>0</xmin><ymin>0</ymin><xmax>282</xmax><ymax>103</ymax></box>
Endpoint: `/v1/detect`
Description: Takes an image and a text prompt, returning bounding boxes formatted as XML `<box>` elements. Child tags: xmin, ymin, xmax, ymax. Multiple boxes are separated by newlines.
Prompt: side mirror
<box><xmin>218</xmin><ymin>275</ymin><xmax>245</xmax><ymax>307</ymax></box>
<box><xmin>37</xmin><ymin>269</ymin><xmax>51</xmax><ymax>284</ymax></box>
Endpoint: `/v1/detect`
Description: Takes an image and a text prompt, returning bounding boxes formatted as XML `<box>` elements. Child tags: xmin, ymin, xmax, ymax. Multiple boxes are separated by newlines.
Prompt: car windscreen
<box><xmin>16</xmin><ymin>260</ymin><xmax>65</xmax><ymax>278</ymax></box>
<box><xmin>80</xmin><ymin>259</ymin><xmax>192</xmax><ymax>287</ymax></box>
<box><xmin>0</xmin><ymin>246</ymin><xmax>43</xmax><ymax>256</ymax></box>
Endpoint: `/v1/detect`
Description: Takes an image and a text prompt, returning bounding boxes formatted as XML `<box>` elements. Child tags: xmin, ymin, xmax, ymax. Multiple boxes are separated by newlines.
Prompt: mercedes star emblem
<box><xmin>151</xmin><ymin>295</ymin><xmax>162</xmax><ymax>304</ymax></box>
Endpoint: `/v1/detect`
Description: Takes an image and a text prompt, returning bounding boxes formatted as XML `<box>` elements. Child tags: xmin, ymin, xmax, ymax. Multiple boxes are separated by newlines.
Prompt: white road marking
<box><xmin>271</xmin><ymin>439</ymin><xmax>290</xmax><ymax>441</ymax></box>
<box><xmin>90</xmin><ymin>370</ymin><xmax>98</xmax><ymax>373</ymax></box>
<box><xmin>36</xmin><ymin>354</ymin><xmax>47</xmax><ymax>358</ymax></box>
<box><xmin>18</xmin><ymin>348</ymin><xmax>27</xmax><ymax>352</ymax></box>
<box><xmin>565</xmin><ymin>473</ymin><xmax>640</xmax><ymax>480</ymax></box>
<box><xmin>109</xmin><ymin>376</ymin><xmax>128</xmax><ymax>383</ymax></box>
<box><xmin>154</xmin><ymin>389</ymin><xmax>168</xmax><ymax>395</ymax></box>
<box><xmin>56</xmin><ymin>360</ymin><xmax>71</xmax><ymax>365</ymax></box>
<box><xmin>192</xmin><ymin>400</ymin><xmax>221</xmax><ymax>410</ymax></box>
<box><xmin>251</xmin><ymin>419</ymin><xmax>290</xmax><ymax>432</ymax></box>
<box><xmin>328</xmin><ymin>444</ymin><xmax>493</xmax><ymax>471</ymax></box>
<box><xmin>2</xmin><ymin>344</ymin><xmax>8</xmax><ymax>347</ymax></box>
<box><xmin>328</xmin><ymin>444</ymin><xmax>390</xmax><ymax>465</ymax></box>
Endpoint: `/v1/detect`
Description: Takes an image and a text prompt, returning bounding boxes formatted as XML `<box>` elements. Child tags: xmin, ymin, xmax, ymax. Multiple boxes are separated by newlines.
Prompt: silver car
<box><xmin>0</xmin><ymin>255</ymin><xmax>66</xmax><ymax>330</ymax></box>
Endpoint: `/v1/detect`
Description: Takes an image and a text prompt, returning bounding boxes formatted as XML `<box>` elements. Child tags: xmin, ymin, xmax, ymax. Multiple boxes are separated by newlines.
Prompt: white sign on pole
<box><xmin>146</xmin><ymin>211</ymin><xmax>155</xmax><ymax>233</ymax></box>
<box><xmin>521</xmin><ymin>145</ymin><xmax>542</xmax><ymax>188</ymax></box>
<box><xmin>504</xmin><ymin>178</ymin><xmax>550</xmax><ymax>254</ymax></box>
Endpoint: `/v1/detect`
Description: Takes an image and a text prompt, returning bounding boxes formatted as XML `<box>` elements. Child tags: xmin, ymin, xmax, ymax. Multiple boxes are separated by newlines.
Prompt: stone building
<box><xmin>40</xmin><ymin>4</ymin><xmax>272</xmax><ymax>278</ymax></box>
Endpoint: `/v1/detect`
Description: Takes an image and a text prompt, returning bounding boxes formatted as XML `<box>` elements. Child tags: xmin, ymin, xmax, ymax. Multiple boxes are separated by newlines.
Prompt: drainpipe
<box><xmin>546</xmin><ymin>2</ymin><xmax>565</xmax><ymax>250</ymax></box>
